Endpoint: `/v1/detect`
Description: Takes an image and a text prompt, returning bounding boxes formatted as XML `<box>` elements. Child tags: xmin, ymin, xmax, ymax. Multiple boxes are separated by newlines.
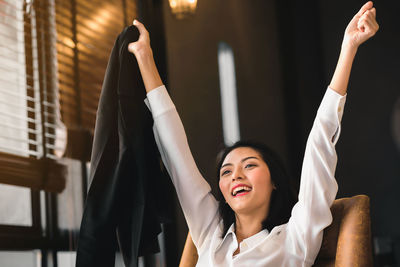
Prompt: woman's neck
<box><xmin>234</xmin><ymin>213</ymin><xmax>264</xmax><ymax>244</ymax></box>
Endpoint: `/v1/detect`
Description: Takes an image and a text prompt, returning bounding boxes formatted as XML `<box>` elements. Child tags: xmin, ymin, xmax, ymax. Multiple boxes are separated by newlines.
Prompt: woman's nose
<box><xmin>232</xmin><ymin>168</ymin><xmax>244</xmax><ymax>181</ymax></box>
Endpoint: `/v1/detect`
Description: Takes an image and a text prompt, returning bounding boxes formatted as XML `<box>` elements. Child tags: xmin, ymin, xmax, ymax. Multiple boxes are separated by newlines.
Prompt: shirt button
<box><xmin>241</xmin><ymin>242</ymin><xmax>247</xmax><ymax>249</ymax></box>
<box><xmin>338</xmin><ymin>106</ymin><xmax>342</xmax><ymax>112</ymax></box>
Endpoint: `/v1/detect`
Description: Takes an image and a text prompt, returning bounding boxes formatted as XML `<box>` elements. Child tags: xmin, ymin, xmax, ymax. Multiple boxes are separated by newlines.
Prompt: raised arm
<box><xmin>286</xmin><ymin>2</ymin><xmax>378</xmax><ymax>264</ymax></box>
<box><xmin>329</xmin><ymin>1</ymin><xmax>378</xmax><ymax>96</ymax></box>
<box><xmin>128</xmin><ymin>20</ymin><xmax>219</xmax><ymax>250</ymax></box>
<box><xmin>128</xmin><ymin>20</ymin><xmax>163</xmax><ymax>93</ymax></box>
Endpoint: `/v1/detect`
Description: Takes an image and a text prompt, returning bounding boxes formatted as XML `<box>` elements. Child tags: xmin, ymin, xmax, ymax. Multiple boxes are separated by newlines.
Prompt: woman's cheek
<box><xmin>219</xmin><ymin>179</ymin><xmax>229</xmax><ymax>198</ymax></box>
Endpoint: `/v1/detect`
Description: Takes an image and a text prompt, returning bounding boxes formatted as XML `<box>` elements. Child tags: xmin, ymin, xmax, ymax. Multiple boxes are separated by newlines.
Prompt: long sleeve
<box><xmin>144</xmin><ymin>85</ymin><xmax>219</xmax><ymax>250</ymax></box>
<box><xmin>286</xmin><ymin>87</ymin><xmax>346</xmax><ymax>265</ymax></box>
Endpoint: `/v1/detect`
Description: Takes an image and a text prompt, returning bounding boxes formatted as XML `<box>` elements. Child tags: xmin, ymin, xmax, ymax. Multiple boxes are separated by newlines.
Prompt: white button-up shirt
<box><xmin>144</xmin><ymin>86</ymin><xmax>346</xmax><ymax>267</ymax></box>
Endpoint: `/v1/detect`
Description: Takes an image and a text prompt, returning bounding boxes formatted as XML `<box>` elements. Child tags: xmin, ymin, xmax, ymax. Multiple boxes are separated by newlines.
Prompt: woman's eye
<box><xmin>221</xmin><ymin>170</ymin><xmax>231</xmax><ymax>176</ymax></box>
<box><xmin>245</xmin><ymin>164</ymin><xmax>256</xmax><ymax>168</ymax></box>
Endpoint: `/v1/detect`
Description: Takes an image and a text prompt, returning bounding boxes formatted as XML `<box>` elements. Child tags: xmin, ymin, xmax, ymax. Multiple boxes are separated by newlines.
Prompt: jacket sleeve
<box><xmin>286</xmin><ymin>87</ymin><xmax>347</xmax><ymax>265</ymax></box>
<box><xmin>144</xmin><ymin>85</ymin><xmax>219</xmax><ymax>250</ymax></box>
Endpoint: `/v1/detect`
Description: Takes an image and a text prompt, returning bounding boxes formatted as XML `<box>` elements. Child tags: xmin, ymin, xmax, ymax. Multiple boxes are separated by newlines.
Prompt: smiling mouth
<box><xmin>234</xmin><ymin>191</ymin><xmax>250</xmax><ymax>197</ymax></box>
<box><xmin>231</xmin><ymin>185</ymin><xmax>252</xmax><ymax>197</ymax></box>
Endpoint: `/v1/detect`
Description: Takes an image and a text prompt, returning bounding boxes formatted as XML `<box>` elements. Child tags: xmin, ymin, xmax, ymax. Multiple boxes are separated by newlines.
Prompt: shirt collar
<box><xmin>219</xmin><ymin>223</ymin><xmax>234</xmax><ymax>242</ymax></box>
<box><xmin>242</xmin><ymin>227</ymin><xmax>269</xmax><ymax>248</ymax></box>
<box><xmin>217</xmin><ymin>223</ymin><xmax>270</xmax><ymax>251</ymax></box>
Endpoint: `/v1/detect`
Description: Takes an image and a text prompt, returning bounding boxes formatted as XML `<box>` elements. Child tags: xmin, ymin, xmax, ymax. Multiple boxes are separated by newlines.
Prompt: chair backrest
<box><xmin>313</xmin><ymin>195</ymin><xmax>373</xmax><ymax>267</ymax></box>
<box><xmin>179</xmin><ymin>195</ymin><xmax>373</xmax><ymax>267</ymax></box>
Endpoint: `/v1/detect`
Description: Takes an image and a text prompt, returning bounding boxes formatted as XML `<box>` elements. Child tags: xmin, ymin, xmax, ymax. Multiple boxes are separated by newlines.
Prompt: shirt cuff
<box><xmin>317</xmin><ymin>87</ymin><xmax>347</xmax><ymax>124</ymax></box>
<box><xmin>143</xmin><ymin>85</ymin><xmax>176</xmax><ymax>118</ymax></box>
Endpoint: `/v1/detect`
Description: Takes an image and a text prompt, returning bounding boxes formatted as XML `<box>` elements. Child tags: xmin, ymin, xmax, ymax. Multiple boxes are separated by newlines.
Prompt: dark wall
<box><xmin>158</xmin><ymin>0</ymin><xmax>400</xmax><ymax>265</ymax></box>
<box><xmin>319</xmin><ymin>1</ymin><xmax>400</xmax><ymax>265</ymax></box>
<box><xmin>277</xmin><ymin>0</ymin><xmax>400</xmax><ymax>265</ymax></box>
<box><xmin>161</xmin><ymin>0</ymin><xmax>288</xmax><ymax>265</ymax></box>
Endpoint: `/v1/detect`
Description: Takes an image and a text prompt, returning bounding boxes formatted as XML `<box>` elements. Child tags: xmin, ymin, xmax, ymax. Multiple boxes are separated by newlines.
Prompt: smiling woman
<box><xmin>215</xmin><ymin>141</ymin><xmax>296</xmax><ymax>244</ymax></box>
<box><xmin>129</xmin><ymin>1</ymin><xmax>379</xmax><ymax>266</ymax></box>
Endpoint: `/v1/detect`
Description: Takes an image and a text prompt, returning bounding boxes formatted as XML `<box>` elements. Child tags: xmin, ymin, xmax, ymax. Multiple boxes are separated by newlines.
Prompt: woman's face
<box><xmin>219</xmin><ymin>147</ymin><xmax>275</xmax><ymax>217</ymax></box>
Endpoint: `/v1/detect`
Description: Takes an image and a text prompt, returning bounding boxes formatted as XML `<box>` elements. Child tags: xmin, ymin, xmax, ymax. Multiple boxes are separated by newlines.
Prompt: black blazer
<box><xmin>76</xmin><ymin>26</ymin><xmax>171</xmax><ymax>267</ymax></box>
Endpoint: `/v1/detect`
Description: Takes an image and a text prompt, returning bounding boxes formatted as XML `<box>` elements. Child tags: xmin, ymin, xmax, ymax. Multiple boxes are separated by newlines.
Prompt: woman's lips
<box><xmin>233</xmin><ymin>191</ymin><xmax>250</xmax><ymax>197</ymax></box>
<box><xmin>231</xmin><ymin>184</ymin><xmax>252</xmax><ymax>197</ymax></box>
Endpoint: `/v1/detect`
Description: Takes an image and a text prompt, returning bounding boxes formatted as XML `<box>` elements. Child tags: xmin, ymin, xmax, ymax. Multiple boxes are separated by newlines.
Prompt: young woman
<box><xmin>128</xmin><ymin>2</ymin><xmax>378</xmax><ymax>266</ymax></box>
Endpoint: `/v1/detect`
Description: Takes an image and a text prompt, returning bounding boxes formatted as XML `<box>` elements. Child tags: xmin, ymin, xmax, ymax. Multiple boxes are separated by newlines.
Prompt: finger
<box><xmin>358</xmin><ymin>16</ymin><xmax>370</xmax><ymax>32</ymax></box>
<box><xmin>365</xmin><ymin>14</ymin><xmax>378</xmax><ymax>26</ymax></box>
<box><xmin>358</xmin><ymin>19</ymin><xmax>371</xmax><ymax>32</ymax></box>
<box><xmin>363</xmin><ymin>20</ymin><xmax>377</xmax><ymax>36</ymax></box>
<box><xmin>362</xmin><ymin>8</ymin><xmax>376</xmax><ymax>20</ymax></box>
<box><xmin>128</xmin><ymin>42</ymin><xmax>137</xmax><ymax>54</ymax></box>
<box><xmin>362</xmin><ymin>12</ymin><xmax>378</xmax><ymax>30</ymax></box>
<box><xmin>357</xmin><ymin>1</ymin><xmax>373</xmax><ymax>17</ymax></box>
<box><xmin>359</xmin><ymin>10</ymin><xmax>369</xmax><ymax>21</ymax></box>
<box><xmin>359</xmin><ymin>12</ymin><xmax>370</xmax><ymax>23</ymax></box>
<box><xmin>358</xmin><ymin>15</ymin><xmax>367</xmax><ymax>31</ymax></box>
<box><xmin>367</xmin><ymin>18</ymin><xmax>379</xmax><ymax>33</ymax></box>
<box><xmin>133</xmin><ymin>19</ymin><xmax>149</xmax><ymax>37</ymax></box>
<box><xmin>370</xmin><ymin>7</ymin><xmax>376</xmax><ymax>18</ymax></box>
<box><xmin>358</xmin><ymin>10</ymin><xmax>375</xmax><ymax>29</ymax></box>
<box><xmin>359</xmin><ymin>18</ymin><xmax>377</xmax><ymax>36</ymax></box>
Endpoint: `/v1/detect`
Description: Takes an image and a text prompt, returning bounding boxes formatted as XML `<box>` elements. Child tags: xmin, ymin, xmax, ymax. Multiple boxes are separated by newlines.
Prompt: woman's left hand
<box><xmin>342</xmin><ymin>1</ymin><xmax>379</xmax><ymax>50</ymax></box>
<box><xmin>128</xmin><ymin>20</ymin><xmax>153</xmax><ymax>60</ymax></box>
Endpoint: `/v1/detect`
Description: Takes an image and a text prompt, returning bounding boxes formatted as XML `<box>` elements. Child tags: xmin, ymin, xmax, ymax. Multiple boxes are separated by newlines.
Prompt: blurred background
<box><xmin>0</xmin><ymin>0</ymin><xmax>399</xmax><ymax>266</ymax></box>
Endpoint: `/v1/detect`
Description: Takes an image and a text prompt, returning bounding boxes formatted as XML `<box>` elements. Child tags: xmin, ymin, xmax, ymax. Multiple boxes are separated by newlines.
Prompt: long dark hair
<box><xmin>215</xmin><ymin>140</ymin><xmax>297</xmax><ymax>237</ymax></box>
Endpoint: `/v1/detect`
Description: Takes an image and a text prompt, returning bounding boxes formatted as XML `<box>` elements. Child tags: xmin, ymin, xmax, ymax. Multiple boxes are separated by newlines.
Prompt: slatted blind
<box><xmin>0</xmin><ymin>0</ymin><xmax>66</xmax><ymax>192</ymax></box>
<box><xmin>54</xmin><ymin>0</ymin><xmax>77</xmax><ymax>136</ymax></box>
<box><xmin>34</xmin><ymin>0</ymin><xmax>68</xmax><ymax>160</ymax></box>
<box><xmin>0</xmin><ymin>0</ymin><xmax>42</xmax><ymax>158</ymax></box>
<box><xmin>77</xmin><ymin>0</ymin><xmax>125</xmax><ymax>130</ymax></box>
<box><xmin>0</xmin><ymin>0</ymin><xmax>138</xmax><ymax>190</ymax></box>
<box><xmin>55</xmin><ymin>0</ymin><xmax>138</xmax><ymax>160</ymax></box>
<box><xmin>0</xmin><ymin>0</ymin><xmax>67</xmax><ymax>159</ymax></box>
<box><xmin>125</xmin><ymin>0</ymin><xmax>139</xmax><ymax>25</ymax></box>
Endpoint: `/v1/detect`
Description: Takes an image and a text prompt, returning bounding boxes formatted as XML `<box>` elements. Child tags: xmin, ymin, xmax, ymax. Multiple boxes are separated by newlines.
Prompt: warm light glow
<box><xmin>168</xmin><ymin>0</ymin><xmax>198</xmax><ymax>19</ymax></box>
<box><xmin>98</xmin><ymin>8</ymin><xmax>112</xmax><ymax>20</ymax></box>
<box><xmin>80</xmin><ymin>5</ymin><xmax>114</xmax><ymax>35</ymax></box>
<box><xmin>62</xmin><ymin>37</ymin><xmax>76</xmax><ymax>49</ymax></box>
<box><xmin>85</xmin><ymin>20</ymin><xmax>98</xmax><ymax>31</ymax></box>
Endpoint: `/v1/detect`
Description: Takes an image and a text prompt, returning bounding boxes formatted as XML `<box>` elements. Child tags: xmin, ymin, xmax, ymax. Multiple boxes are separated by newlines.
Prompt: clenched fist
<box><xmin>342</xmin><ymin>1</ymin><xmax>379</xmax><ymax>49</ymax></box>
<box><xmin>128</xmin><ymin>20</ymin><xmax>153</xmax><ymax>59</ymax></box>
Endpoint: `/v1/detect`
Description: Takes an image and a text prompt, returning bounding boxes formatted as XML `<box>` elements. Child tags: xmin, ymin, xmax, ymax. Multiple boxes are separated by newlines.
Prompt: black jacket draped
<box><xmin>76</xmin><ymin>26</ymin><xmax>171</xmax><ymax>267</ymax></box>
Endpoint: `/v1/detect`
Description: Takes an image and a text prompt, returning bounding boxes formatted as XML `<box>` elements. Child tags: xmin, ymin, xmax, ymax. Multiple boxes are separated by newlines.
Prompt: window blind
<box><xmin>0</xmin><ymin>0</ymin><xmax>66</xmax><ymax>192</ymax></box>
<box><xmin>0</xmin><ymin>0</ymin><xmax>41</xmax><ymax>158</ymax></box>
<box><xmin>0</xmin><ymin>0</ymin><xmax>138</xmax><ymax>189</ymax></box>
<box><xmin>55</xmin><ymin>0</ymin><xmax>137</xmax><ymax>161</ymax></box>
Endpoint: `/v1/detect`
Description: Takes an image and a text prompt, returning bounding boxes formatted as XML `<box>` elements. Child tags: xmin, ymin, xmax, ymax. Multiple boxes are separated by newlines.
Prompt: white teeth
<box><xmin>232</xmin><ymin>186</ymin><xmax>252</xmax><ymax>196</ymax></box>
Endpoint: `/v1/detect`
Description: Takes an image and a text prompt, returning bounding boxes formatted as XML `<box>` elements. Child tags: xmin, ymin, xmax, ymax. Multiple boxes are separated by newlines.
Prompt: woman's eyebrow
<box><xmin>220</xmin><ymin>156</ymin><xmax>259</xmax><ymax>169</ymax></box>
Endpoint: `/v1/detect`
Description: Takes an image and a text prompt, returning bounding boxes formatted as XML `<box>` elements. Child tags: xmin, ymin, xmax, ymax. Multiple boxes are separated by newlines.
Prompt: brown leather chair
<box><xmin>179</xmin><ymin>195</ymin><xmax>373</xmax><ymax>267</ymax></box>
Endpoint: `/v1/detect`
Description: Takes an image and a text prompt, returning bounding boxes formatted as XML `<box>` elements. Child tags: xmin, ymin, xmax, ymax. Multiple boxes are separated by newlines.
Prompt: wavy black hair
<box><xmin>215</xmin><ymin>140</ymin><xmax>297</xmax><ymax>237</ymax></box>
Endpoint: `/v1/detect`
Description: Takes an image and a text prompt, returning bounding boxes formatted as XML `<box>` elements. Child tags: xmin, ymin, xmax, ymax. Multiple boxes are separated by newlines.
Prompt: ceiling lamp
<box><xmin>168</xmin><ymin>0</ymin><xmax>198</xmax><ymax>19</ymax></box>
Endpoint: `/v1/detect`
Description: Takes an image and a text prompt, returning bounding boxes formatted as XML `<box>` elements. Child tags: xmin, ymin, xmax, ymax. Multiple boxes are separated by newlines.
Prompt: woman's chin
<box><xmin>230</xmin><ymin>198</ymin><xmax>252</xmax><ymax>213</ymax></box>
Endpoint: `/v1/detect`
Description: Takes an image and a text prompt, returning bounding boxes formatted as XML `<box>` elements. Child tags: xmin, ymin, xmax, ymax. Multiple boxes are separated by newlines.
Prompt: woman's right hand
<box><xmin>128</xmin><ymin>20</ymin><xmax>153</xmax><ymax>60</ymax></box>
<box><xmin>328</xmin><ymin>1</ymin><xmax>379</xmax><ymax>96</ymax></box>
<box><xmin>342</xmin><ymin>1</ymin><xmax>379</xmax><ymax>51</ymax></box>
